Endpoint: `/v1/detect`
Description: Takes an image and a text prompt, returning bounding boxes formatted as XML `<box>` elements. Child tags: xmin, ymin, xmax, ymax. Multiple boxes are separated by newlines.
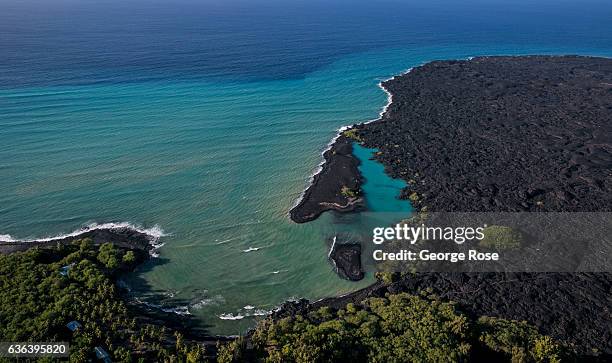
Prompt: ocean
<box><xmin>2</xmin><ymin>0</ymin><xmax>612</xmax><ymax>334</ymax></box>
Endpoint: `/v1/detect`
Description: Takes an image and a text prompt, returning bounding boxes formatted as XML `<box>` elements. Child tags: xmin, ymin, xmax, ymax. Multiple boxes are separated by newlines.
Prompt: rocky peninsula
<box><xmin>0</xmin><ymin>226</ymin><xmax>156</xmax><ymax>254</ymax></box>
<box><xmin>290</xmin><ymin>135</ymin><xmax>364</xmax><ymax>223</ymax></box>
<box><xmin>289</xmin><ymin>55</ymin><xmax>612</xmax><ymax>357</ymax></box>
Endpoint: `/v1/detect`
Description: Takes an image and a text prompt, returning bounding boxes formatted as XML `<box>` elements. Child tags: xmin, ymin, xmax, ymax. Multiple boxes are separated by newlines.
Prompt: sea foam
<box><xmin>0</xmin><ymin>222</ymin><xmax>166</xmax><ymax>243</ymax></box>
<box><xmin>0</xmin><ymin>222</ymin><xmax>167</xmax><ymax>256</ymax></box>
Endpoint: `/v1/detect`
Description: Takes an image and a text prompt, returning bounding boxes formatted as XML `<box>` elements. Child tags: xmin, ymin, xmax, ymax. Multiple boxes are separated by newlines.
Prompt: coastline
<box><xmin>2</xmin><ymin>55</ymin><xmax>610</xmax><ymax>357</ymax></box>
<box><xmin>285</xmin><ymin>55</ymin><xmax>612</xmax><ymax>356</ymax></box>
<box><xmin>0</xmin><ymin>223</ymin><xmax>165</xmax><ymax>255</ymax></box>
<box><xmin>289</xmin><ymin>135</ymin><xmax>364</xmax><ymax>223</ymax></box>
<box><xmin>357</xmin><ymin>55</ymin><xmax>612</xmax><ymax>213</ymax></box>
<box><xmin>0</xmin><ymin>228</ymin><xmax>233</xmax><ymax>357</ymax></box>
<box><xmin>288</xmin><ymin>67</ymin><xmax>414</xmax><ymax>222</ymax></box>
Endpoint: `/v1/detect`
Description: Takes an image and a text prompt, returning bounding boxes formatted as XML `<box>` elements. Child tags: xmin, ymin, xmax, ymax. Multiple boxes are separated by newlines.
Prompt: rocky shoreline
<box><xmin>357</xmin><ymin>55</ymin><xmax>612</xmax><ymax>213</ymax></box>
<box><xmin>289</xmin><ymin>135</ymin><xmax>364</xmax><ymax>223</ymax></box>
<box><xmin>273</xmin><ymin>271</ymin><xmax>612</xmax><ymax>357</ymax></box>
<box><xmin>4</xmin><ymin>56</ymin><xmax>610</xmax><ymax>359</ymax></box>
<box><xmin>286</xmin><ymin>55</ymin><xmax>612</xmax><ymax>357</ymax></box>
<box><xmin>0</xmin><ymin>226</ymin><xmax>157</xmax><ymax>254</ymax></box>
<box><xmin>0</xmin><ymin>227</ymin><xmax>229</xmax><ymax>358</ymax></box>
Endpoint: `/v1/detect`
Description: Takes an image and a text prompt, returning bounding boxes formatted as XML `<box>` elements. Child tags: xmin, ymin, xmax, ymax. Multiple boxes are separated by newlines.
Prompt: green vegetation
<box><xmin>374</xmin><ymin>271</ymin><xmax>398</xmax><ymax>285</ymax></box>
<box><xmin>342</xmin><ymin>129</ymin><xmax>363</xmax><ymax>142</ymax></box>
<box><xmin>0</xmin><ymin>240</ymin><xmax>206</xmax><ymax>362</ymax></box>
<box><xmin>408</xmin><ymin>192</ymin><xmax>420</xmax><ymax>203</ymax></box>
<box><xmin>477</xmin><ymin>317</ymin><xmax>563</xmax><ymax>363</ymax></box>
<box><xmin>97</xmin><ymin>242</ymin><xmax>121</xmax><ymax>269</ymax></box>
<box><xmin>218</xmin><ymin>292</ymin><xmax>567</xmax><ymax>363</ymax></box>
<box><xmin>479</xmin><ymin>225</ymin><xmax>523</xmax><ymax>250</ymax></box>
<box><xmin>217</xmin><ymin>338</ymin><xmax>248</xmax><ymax>363</ymax></box>
<box><xmin>122</xmin><ymin>250</ymin><xmax>136</xmax><ymax>264</ymax></box>
<box><xmin>0</xmin><ymin>239</ymin><xmax>567</xmax><ymax>363</ymax></box>
<box><xmin>340</xmin><ymin>185</ymin><xmax>358</xmax><ymax>198</ymax></box>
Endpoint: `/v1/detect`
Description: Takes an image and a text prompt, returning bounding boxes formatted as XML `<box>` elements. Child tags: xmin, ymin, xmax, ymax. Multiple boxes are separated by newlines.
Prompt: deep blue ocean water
<box><xmin>2</xmin><ymin>0</ymin><xmax>612</xmax><ymax>333</ymax></box>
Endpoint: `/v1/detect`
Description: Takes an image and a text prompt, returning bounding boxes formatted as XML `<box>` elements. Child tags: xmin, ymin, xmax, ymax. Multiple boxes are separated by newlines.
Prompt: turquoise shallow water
<box><xmin>353</xmin><ymin>144</ymin><xmax>413</xmax><ymax>214</ymax></box>
<box><xmin>2</xmin><ymin>44</ymin><xmax>612</xmax><ymax>334</ymax></box>
<box><xmin>3</xmin><ymin>0</ymin><xmax>612</xmax><ymax>334</ymax></box>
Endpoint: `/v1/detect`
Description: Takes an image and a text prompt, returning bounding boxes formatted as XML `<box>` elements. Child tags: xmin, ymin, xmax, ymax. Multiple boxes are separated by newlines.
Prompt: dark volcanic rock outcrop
<box><xmin>328</xmin><ymin>238</ymin><xmax>364</xmax><ymax>281</ymax></box>
<box><xmin>290</xmin><ymin>135</ymin><xmax>364</xmax><ymax>223</ymax></box>
<box><xmin>0</xmin><ymin>227</ymin><xmax>155</xmax><ymax>254</ymax></box>
<box><xmin>300</xmin><ymin>56</ymin><xmax>612</xmax><ymax>356</ymax></box>
<box><xmin>356</xmin><ymin>55</ymin><xmax>612</xmax><ymax>212</ymax></box>
<box><xmin>305</xmin><ymin>272</ymin><xmax>612</xmax><ymax>356</ymax></box>
<box><xmin>391</xmin><ymin>272</ymin><xmax>612</xmax><ymax>356</ymax></box>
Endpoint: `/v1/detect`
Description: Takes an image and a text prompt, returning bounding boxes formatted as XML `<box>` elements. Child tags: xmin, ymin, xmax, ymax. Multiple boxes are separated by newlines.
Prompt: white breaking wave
<box><xmin>190</xmin><ymin>299</ymin><xmax>215</xmax><ymax>310</ymax></box>
<box><xmin>328</xmin><ymin>235</ymin><xmax>339</xmax><ymax>272</ymax></box>
<box><xmin>242</xmin><ymin>246</ymin><xmax>261</xmax><ymax>253</ymax></box>
<box><xmin>0</xmin><ymin>234</ymin><xmax>15</xmax><ymax>242</ymax></box>
<box><xmin>250</xmin><ymin>309</ymin><xmax>270</xmax><ymax>317</ymax></box>
<box><xmin>161</xmin><ymin>305</ymin><xmax>191</xmax><ymax>316</ymax></box>
<box><xmin>219</xmin><ymin>313</ymin><xmax>245</xmax><ymax>320</ymax></box>
<box><xmin>133</xmin><ymin>297</ymin><xmax>191</xmax><ymax>316</ymax></box>
<box><xmin>190</xmin><ymin>295</ymin><xmax>226</xmax><ymax>310</ymax></box>
<box><xmin>136</xmin><ymin>292</ymin><xmax>226</xmax><ymax>315</ymax></box>
<box><xmin>150</xmin><ymin>241</ymin><xmax>166</xmax><ymax>249</ymax></box>
<box><xmin>219</xmin><ymin>305</ymin><xmax>274</xmax><ymax>320</ymax></box>
<box><xmin>328</xmin><ymin>235</ymin><xmax>337</xmax><ymax>258</ymax></box>
<box><xmin>0</xmin><ymin>221</ymin><xmax>167</xmax><ymax>257</ymax></box>
<box><xmin>0</xmin><ymin>221</ymin><xmax>166</xmax><ymax>243</ymax></box>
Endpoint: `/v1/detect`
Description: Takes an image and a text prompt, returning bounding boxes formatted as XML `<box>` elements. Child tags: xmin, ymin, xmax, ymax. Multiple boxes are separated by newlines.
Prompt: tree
<box><xmin>97</xmin><ymin>242</ymin><xmax>119</xmax><ymax>269</ymax></box>
<box><xmin>223</xmin><ymin>292</ymin><xmax>567</xmax><ymax>362</ymax></box>
<box><xmin>122</xmin><ymin>251</ymin><xmax>136</xmax><ymax>265</ymax></box>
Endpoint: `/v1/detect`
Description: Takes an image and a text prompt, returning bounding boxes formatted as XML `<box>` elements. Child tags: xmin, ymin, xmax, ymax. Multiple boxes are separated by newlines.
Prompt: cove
<box><xmin>352</xmin><ymin>143</ymin><xmax>413</xmax><ymax>215</ymax></box>
<box><xmin>326</xmin><ymin>142</ymin><xmax>414</xmax><ymax>275</ymax></box>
